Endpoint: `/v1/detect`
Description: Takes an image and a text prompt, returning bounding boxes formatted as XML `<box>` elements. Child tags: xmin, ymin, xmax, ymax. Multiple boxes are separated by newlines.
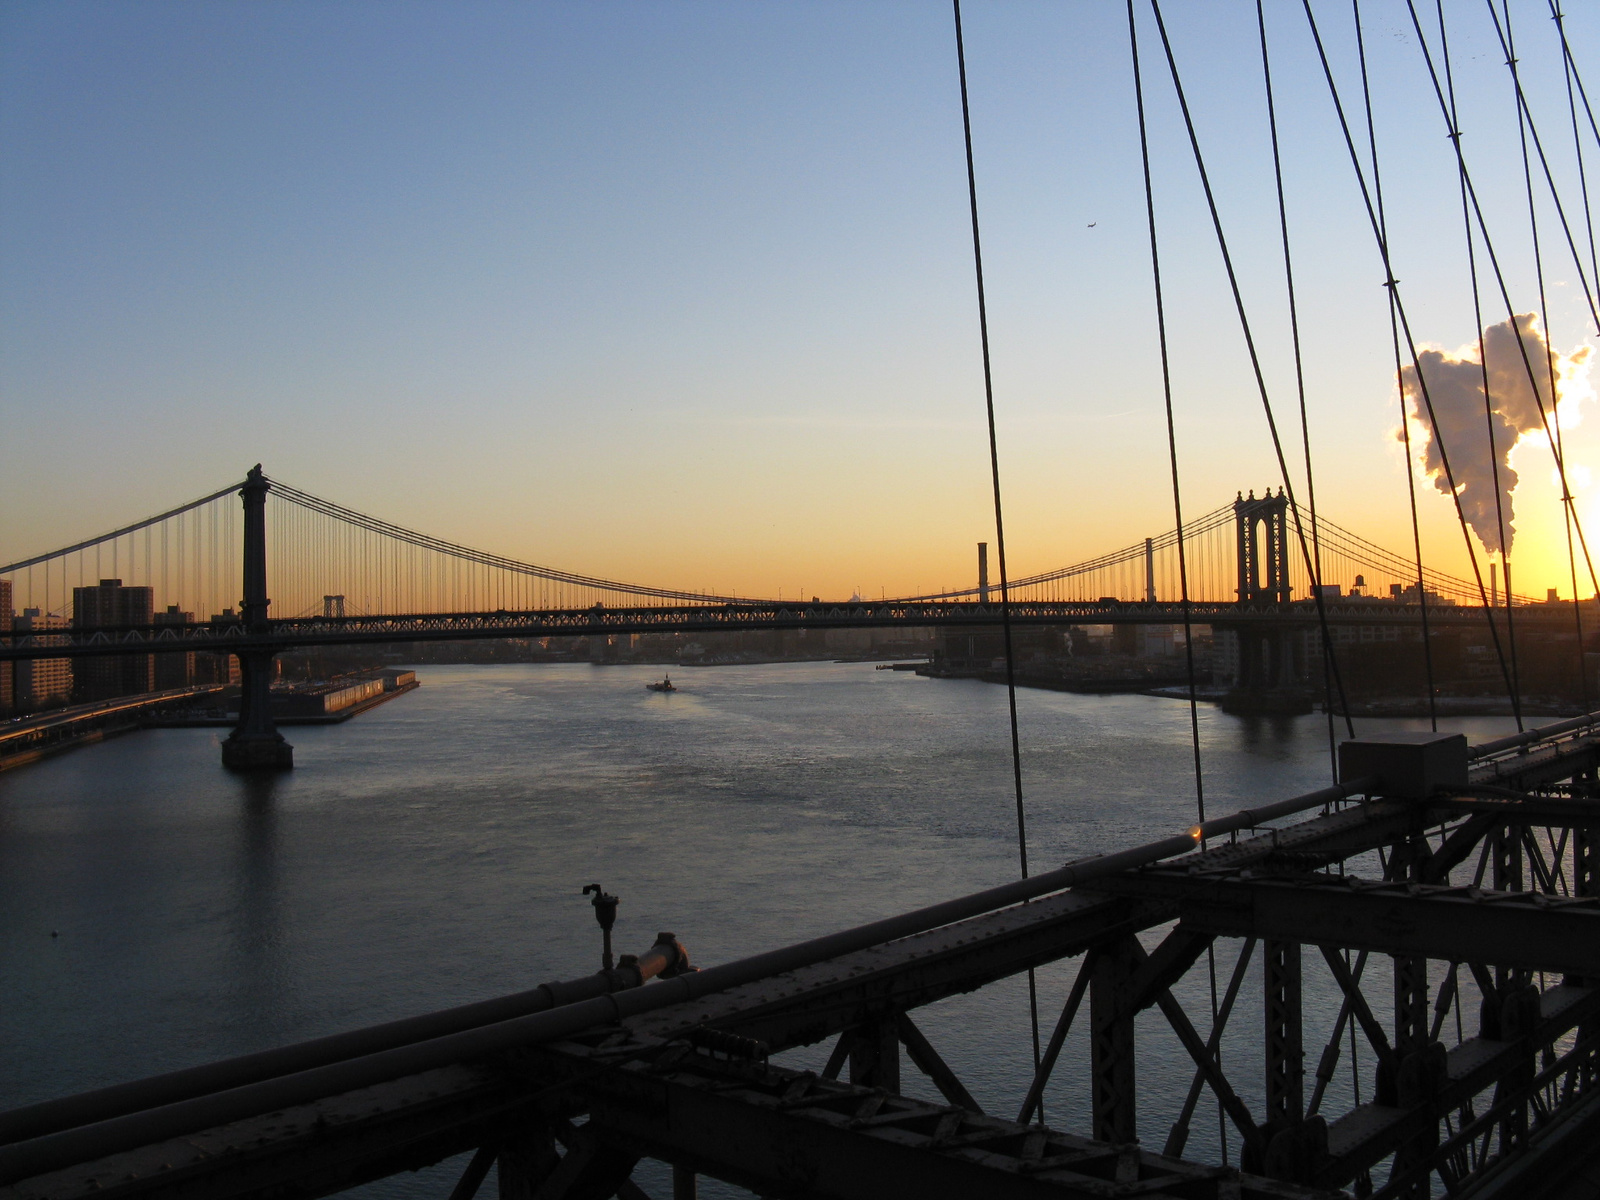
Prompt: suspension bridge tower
<box><xmin>221</xmin><ymin>466</ymin><xmax>294</xmax><ymax>771</ymax></box>
<box><xmin>1222</xmin><ymin>489</ymin><xmax>1311</xmax><ymax>715</ymax></box>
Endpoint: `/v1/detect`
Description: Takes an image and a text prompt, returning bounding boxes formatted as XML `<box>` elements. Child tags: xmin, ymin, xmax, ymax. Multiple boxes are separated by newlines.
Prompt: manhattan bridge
<box><xmin>6</xmin><ymin>2</ymin><xmax>1600</xmax><ymax>1199</ymax></box>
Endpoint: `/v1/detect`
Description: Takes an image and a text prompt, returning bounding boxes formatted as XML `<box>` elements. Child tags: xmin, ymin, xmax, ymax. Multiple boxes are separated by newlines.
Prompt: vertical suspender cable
<box><xmin>1360</xmin><ymin>0</ymin><xmax>1439</xmax><ymax>730</ymax></box>
<box><xmin>1406</xmin><ymin>0</ymin><xmax>1600</xmax><ymax>603</ymax></box>
<box><xmin>1127</xmin><ymin>2</ymin><xmax>1225</xmax><ymax>1162</ymax></box>
<box><xmin>950</xmin><ymin>0</ymin><xmax>1042</xmax><ymax>1087</ymax></box>
<box><xmin>1431</xmin><ymin>0</ymin><xmax>1523</xmax><ymax>726</ymax></box>
<box><xmin>1146</xmin><ymin>0</ymin><xmax>1354</xmax><ymax>738</ymax></box>
<box><xmin>1301</xmin><ymin>0</ymin><xmax>1521</xmax><ymax>724</ymax></box>
<box><xmin>1503</xmin><ymin>0</ymin><xmax>1586</xmax><ymax>708</ymax></box>
<box><xmin>1128</xmin><ymin>1</ymin><xmax>1206</xmax><ymax>835</ymax></box>
<box><xmin>1550</xmin><ymin>0</ymin><xmax>1600</xmax><ymax>327</ymax></box>
<box><xmin>1258</xmin><ymin>0</ymin><xmax>1350</xmax><ymax>760</ymax></box>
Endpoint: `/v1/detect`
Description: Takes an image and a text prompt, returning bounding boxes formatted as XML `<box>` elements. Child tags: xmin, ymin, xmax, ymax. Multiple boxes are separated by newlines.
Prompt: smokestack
<box><xmin>977</xmin><ymin>542</ymin><xmax>990</xmax><ymax>604</ymax></box>
<box><xmin>1490</xmin><ymin>562</ymin><xmax>1498</xmax><ymax>609</ymax></box>
<box><xmin>1144</xmin><ymin>538</ymin><xmax>1155</xmax><ymax>603</ymax></box>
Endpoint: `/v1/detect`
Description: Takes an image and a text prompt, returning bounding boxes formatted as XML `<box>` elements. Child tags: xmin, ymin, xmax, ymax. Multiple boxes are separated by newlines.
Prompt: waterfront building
<box><xmin>13</xmin><ymin>609</ymin><xmax>73</xmax><ymax>711</ymax></box>
<box><xmin>0</xmin><ymin>579</ymin><xmax>11</xmax><ymax>716</ymax></box>
<box><xmin>72</xmin><ymin>579</ymin><xmax>154</xmax><ymax>702</ymax></box>
<box><xmin>153</xmin><ymin>604</ymin><xmax>197</xmax><ymax>689</ymax></box>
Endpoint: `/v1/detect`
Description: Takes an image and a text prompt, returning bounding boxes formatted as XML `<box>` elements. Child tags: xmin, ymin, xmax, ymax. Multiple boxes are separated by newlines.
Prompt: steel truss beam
<box><xmin>511</xmin><ymin>1035</ymin><xmax>1336</xmax><ymax>1200</ymax></box>
<box><xmin>0</xmin><ymin>601</ymin><xmax>1579</xmax><ymax>661</ymax></box>
<box><xmin>1085</xmin><ymin>873</ymin><xmax>1600</xmax><ymax>979</ymax></box>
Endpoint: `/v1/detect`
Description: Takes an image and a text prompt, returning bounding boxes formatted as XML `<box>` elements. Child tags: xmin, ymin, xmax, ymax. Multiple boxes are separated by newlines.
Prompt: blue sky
<box><xmin>3</xmin><ymin>1</ymin><xmax>1598</xmax><ymax>597</ymax></box>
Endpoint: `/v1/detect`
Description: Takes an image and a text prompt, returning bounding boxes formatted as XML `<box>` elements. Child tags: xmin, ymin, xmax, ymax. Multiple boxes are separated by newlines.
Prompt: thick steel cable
<box><xmin>1128</xmin><ymin>0</ymin><xmax>1205</xmax><ymax>829</ymax></box>
<box><xmin>1364</xmin><ymin>0</ymin><xmax>1442</xmax><ymax>730</ymax></box>
<box><xmin>1146</xmin><ymin>0</ymin><xmax>1355</xmax><ymax>738</ymax></box>
<box><xmin>1127</xmin><ymin>2</ymin><xmax>1225</xmax><ymax>1162</ymax></box>
<box><xmin>1406</xmin><ymin>0</ymin><xmax>1600</xmax><ymax>605</ymax></box>
<box><xmin>950</xmin><ymin>0</ymin><xmax>1042</xmax><ymax>1090</ymax></box>
<box><xmin>1261</xmin><ymin>0</ymin><xmax>1349</xmax><ymax>761</ymax></box>
<box><xmin>1550</xmin><ymin>1</ymin><xmax>1600</xmax><ymax>333</ymax></box>
<box><xmin>1504</xmin><ymin>0</ymin><xmax>1588</xmax><ymax>707</ymax></box>
<box><xmin>1300</xmin><ymin>0</ymin><xmax>1522</xmax><ymax>720</ymax></box>
<box><xmin>1483</xmin><ymin>8</ymin><xmax>1599</xmax><ymax>334</ymax></box>
<box><xmin>1437</xmin><ymin>0</ymin><xmax>1524</xmax><ymax>726</ymax></box>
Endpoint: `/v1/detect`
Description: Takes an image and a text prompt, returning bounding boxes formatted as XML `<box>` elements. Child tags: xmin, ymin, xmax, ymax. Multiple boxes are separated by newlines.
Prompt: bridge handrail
<box><xmin>1469</xmin><ymin>706</ymin><xmax>1600</xmax><ymax>761</ymax></box>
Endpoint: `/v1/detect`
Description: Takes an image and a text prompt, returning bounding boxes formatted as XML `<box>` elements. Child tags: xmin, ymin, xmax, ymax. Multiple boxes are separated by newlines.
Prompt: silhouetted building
<box><xmin>0</xmin><ymin>579</ymin><xmax>11</xmax><ymax>716</ymax></box>
<box><xmin>13</xmin><ymin>608</ymin><xmax>72</xmax><ymax>711</ymax></box>
<box><xmin>72</xmin><ymin>579</ymin><xmax>154</xmax><ymax>701</ymax></box>
<box><xmin>153</xmin><ymin>605</ymin><xmax>196</xmax><ymax>689</ymax></box>
<box><xmin>194</xmin><ymin>608</ymin><xmax>241</xmax><ymax>686</ymax></box>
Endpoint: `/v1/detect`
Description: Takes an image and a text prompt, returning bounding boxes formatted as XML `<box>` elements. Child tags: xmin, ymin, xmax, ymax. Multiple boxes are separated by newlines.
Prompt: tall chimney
<box><xmin>1144</xmin><ymin>538</ymin><xmax>1156</xmax><ymax>603</ymax></box>
<box><xmin>1490</xmin><ymin>562</ymin><xmax>1498</xmax><ymax>609</ymax></box>
<box><xmin>977</xmin><ymin>542</ymin><xmax>990</xmax><ymax>604</ymax></box>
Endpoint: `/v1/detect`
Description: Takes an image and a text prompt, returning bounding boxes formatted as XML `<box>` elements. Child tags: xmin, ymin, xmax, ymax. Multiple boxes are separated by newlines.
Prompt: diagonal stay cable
<box><xmin>1361</xmin><ymin>0</ymin><xmax>1438</xmax><ymax>729</ymax></box>
<box><xmin>951</xmin><ymin>0</ymin><xmax>1043</xmax><ymax>1091</ymax></box>
<box><xmin>1146</xmin><ymin>0</ymin><xmax>1355</xmax><ymax>738</ymax></box>
<box><xmin>1406</xmin><ymin>0</ymin><xmax>1600</xmax><ymax>605</ymax></box>
<box><xmin>1550</xmin><ymin>1</ymin><xmax>1600</xmax><ymax>333</ymax></box>
<box><xmin>1262</xmin><ymin>0</ymin><xmax>1353</xmax><ymax>757</ymax></box>
<box><xmin>1432</xmin><ymin>0</ymin><xmax>1521</xmax><ymax>729</ymax></box>
<box><xmin>1130</xmin><ymin>0</ymin><xmax>1206</xmax><ymax>824</ymax></box>
<box><xmin>1128</xmin><ymin>1</ymin><xmax>1227</xmax><ymax>1161</ymax></box>
<box><xmin>1300</xmin><ymin>0</ymin><xmax>1521</xmax><ymax>721</ymax></box>
<box><xmin>1486</xmin><ymin>2</ymin><xmax>1600</xmax><ymax>333</ymax></box>
<box><xmin>1503</xmin><ymin>0</ymin><xmax>1588</xmax><ymax>707</ymax></box>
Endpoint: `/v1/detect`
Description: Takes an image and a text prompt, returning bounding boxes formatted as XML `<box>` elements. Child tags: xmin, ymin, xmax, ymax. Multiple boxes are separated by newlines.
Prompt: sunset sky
<box><xmin>3</xmin><ymin>1</ymin><xmax>1598</xmax><ymax>601</ymax></box>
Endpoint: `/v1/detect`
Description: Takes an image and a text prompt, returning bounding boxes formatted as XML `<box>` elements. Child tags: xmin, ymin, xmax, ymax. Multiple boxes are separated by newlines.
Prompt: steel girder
<box><xmin>508</xmin><ymin>1035</ymin><xmax>1342</xmax><ymax>1200</ymax></box>
<box><xmin>0</xmin><ymin>601</ymin><xmax>1578</xmax><ymax>661</ymax></box>
<box><xmin>1083</xmin><ymin>873</ymin><xmax>1600</xmax><ymax>979</ymax></box>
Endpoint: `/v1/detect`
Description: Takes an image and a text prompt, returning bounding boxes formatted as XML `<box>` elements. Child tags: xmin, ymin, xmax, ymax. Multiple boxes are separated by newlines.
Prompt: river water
<box><xmin>0</xmin><ymin>662</ymin><xmax>1517</xmax><ymax>1196</ymax></box>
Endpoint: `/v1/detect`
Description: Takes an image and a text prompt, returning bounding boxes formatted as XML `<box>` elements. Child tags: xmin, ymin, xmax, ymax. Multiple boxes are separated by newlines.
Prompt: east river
<box><xmin>0</xmin><ymin>662</ymin><xmax>1518</xmax><ymax>1197</ymax></box>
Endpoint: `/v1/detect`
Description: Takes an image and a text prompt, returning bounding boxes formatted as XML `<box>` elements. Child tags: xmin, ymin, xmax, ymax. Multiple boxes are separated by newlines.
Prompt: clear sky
<box><xmin>3</xmin><ymin>1</ymin><xmax>1598</xmax><ymax>600</ymax></box>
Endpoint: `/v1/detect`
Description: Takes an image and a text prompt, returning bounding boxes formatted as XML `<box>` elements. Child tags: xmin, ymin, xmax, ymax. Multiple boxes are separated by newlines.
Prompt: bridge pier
<box><xmin>221</xmin><ymin>466</ymin><xmax>292</xmax><ymax>772</ymax></box>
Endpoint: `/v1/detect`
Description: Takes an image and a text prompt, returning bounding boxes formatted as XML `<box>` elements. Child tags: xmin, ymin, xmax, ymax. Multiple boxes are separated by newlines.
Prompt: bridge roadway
<box><xmin>4</xmin><ymin>712</ymin><xmax>1600</xmax><ymax>1200</ymax></box>
<box><xmin>0</xmin><ymin>599</ymin><xmax>1573</xmax><ymax>662</ymax></box>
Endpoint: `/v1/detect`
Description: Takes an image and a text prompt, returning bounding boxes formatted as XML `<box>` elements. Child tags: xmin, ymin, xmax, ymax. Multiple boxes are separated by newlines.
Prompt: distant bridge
<box><xmin>0</xmin><ymin>468</ymin><xmax>1575</xmax><ymax>767</ymax></box>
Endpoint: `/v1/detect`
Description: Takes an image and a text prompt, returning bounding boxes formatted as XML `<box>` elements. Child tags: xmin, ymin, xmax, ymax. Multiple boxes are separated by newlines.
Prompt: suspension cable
<box><xmin>1128</xmin><ymin>1</ymin><xmax>1225</xmax><ymax>1162</ymax></box>
<box><xmin>1504</xmin><ymin>0</ymin><xmax>1580</xmax><ymax>710</ymax></box>
<box><xmin>1405</xmin><ymin>0</ymin><xmax>1600</xmax><ymax>604</ymax></box>
<box><xmin>1437</xmin><ymin>0</ymin><xmax>1524</xmax><ymax>726</ymax></box>
<box><xmin>1146</xmin><ymin>0</ymin><xmax>1355</xmax><ymax>738</ymax></box>
<box><xmin>1129</xmin><ymin>0</ymin><xmax>1205</xmax><ymax>827</ymax></box>
<box><xmin>1261</xmin><ymin>0</ymin><xmax>1350</xmax><ymax>761</ymax></box>
<box><xmin>1550</xmin><ymin>2</ymin><xmax>1600</xmax><ymax>328</ymax></box>
<box><xmin>950</xmin><ymin>0</ymin><xmax>1042</xmax><ymax>1087</ymax></box>
<box><xmin>1300</xmin><ymin>0</ymin><xmax>1522</xmax><ymax>722</ymax></box>
<box><xmin>1359</xmin><ymin>0</ymin><xmax>1437</xmax><ymax>729</ymax></box>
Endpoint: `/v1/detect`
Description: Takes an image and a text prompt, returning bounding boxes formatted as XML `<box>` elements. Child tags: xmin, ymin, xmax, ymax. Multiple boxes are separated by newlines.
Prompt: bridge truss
<box><xmin>3</xmin><ymin>715</ymin><xmax>1599</xmax><ymax>1200</ymax></box>
<box><xmin>0</xmin><ymin>597</ymin><xmax>1578</xmax><ymax>665</ymax></box>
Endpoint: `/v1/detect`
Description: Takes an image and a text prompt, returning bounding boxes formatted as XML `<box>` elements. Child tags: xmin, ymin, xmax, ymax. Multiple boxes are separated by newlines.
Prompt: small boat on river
<box><xmin>645</xmin><ymin>675</ymin><xmax>676</xmax><ymax>693</ymax></box>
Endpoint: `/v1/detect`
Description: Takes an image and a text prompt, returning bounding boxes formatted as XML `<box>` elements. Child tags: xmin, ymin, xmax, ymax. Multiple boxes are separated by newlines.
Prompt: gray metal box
<box><xmin>1337</xmin><ymin>731</ymin><xmax>1468</xmax><ymax>799</ymax></box>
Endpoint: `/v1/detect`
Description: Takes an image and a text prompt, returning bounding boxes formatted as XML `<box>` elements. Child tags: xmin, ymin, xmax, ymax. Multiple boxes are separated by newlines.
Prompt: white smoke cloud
<box><xmin>1400</xmin><ymin>313</ymin><xmax>1592</xmax><ymax>557</ymax></box>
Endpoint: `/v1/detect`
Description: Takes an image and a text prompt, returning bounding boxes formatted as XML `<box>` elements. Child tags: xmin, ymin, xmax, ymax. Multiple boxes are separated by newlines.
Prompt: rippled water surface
<box><xmin>0</xmin><ymin>662</ymin><xmax>1518</xmax><ymax>1195</ymax></box>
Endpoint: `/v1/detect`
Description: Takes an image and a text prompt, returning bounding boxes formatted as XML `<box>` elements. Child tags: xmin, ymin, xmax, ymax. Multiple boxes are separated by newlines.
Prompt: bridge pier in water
<box><xmin>221</xmin><ymin>466</ymin><xmax>292</xmax><ymax>772</ymax></box>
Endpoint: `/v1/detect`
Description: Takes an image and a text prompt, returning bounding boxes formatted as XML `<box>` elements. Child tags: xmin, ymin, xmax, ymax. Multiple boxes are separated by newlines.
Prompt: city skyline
<box><xmin>3</xmin><ymin>1</ymin><xmax>1599</xmax><ymax>600</ymax></box>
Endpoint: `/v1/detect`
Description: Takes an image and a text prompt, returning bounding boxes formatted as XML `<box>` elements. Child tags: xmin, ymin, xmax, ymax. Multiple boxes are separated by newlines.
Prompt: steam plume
<box><xmin>1400</xmin><ymin>313</ymin><xmax>1590</xmax><ymax>557</ymax></box>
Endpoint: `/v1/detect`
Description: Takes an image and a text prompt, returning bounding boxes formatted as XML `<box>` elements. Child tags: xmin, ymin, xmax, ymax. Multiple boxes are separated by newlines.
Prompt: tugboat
<box><xmin>645</xmin><ymin>674</ymin><xmax>676</xmax><ymax>693</ymax></box>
